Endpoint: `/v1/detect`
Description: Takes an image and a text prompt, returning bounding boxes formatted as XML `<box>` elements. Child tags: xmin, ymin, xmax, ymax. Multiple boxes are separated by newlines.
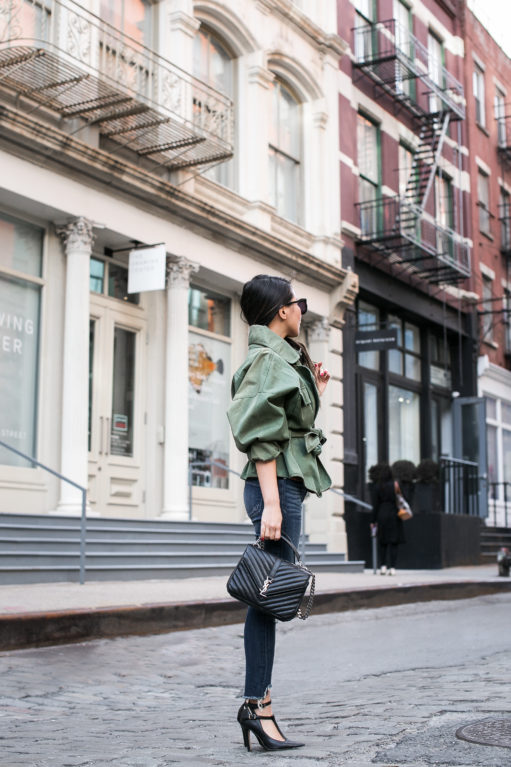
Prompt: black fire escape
<box><xmin>352</xmin><ymin>18</ymin><xmax>470</xmax><ymax>284</ymax></box>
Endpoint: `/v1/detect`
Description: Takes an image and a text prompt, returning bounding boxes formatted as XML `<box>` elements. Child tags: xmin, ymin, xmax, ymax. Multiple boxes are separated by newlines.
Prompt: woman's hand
<box><xmin>260</xmin><ymin>502</ymin><xmax>282</xmax><ymax>540</ymax></box>
<box><xmin>314</xmin><ymin>362</ymin><xmax>331</xmax><ymax>396</ymax></box>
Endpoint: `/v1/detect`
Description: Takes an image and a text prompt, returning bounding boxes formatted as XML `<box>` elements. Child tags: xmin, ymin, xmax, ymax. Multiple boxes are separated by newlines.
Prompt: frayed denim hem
<box><xmin>240</xmin><ymin>685</ymin><xmax>272</xmax><ymax>707</ymax></box>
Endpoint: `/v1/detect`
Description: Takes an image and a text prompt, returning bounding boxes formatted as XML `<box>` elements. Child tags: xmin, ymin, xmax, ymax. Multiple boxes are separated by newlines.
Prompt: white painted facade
<box><xmin>0</xmin><ymin>0</ymin><xmax>357</xmax><ymax>552</ymax></box>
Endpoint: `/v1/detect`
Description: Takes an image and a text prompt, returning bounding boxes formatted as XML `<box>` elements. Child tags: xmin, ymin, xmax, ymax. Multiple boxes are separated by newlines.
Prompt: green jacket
<box><xmin>227</xmin><ymin>325</ymin><xmax>332</xmax><ymax>496</ymax></box>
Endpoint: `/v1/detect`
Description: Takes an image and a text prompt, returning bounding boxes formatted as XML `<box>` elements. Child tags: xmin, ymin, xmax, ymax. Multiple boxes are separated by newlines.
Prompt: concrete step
<box><xmin>0</xmin><ymin>525</ymin><xmax>256</xmax><ymax>543</ymax></box>
<box><xmin>0</xmin><ymin>549</ymin><xmax>345</xmax><ymax>568</ymax></box>
<box><xmin>0</xmin><ymin>559</ymin><xmax>364</xmax><ymax>584</ymax></box>
<box><xmin>0</xmin><ymin>513</ymin><xmax>252</xmax><ymax>534</ymax></box>
<box><xmin>0</xmin><ymin>537</ymin><xmax>327</xmax><ymax>554</ymax></box>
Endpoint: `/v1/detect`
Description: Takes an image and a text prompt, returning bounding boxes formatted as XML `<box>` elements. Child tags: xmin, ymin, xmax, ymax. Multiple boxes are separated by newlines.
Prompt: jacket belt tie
<box><xmin>303</xmin><ymin>428</ymin><xmax>326</xmax><ymax>456</ymax></box>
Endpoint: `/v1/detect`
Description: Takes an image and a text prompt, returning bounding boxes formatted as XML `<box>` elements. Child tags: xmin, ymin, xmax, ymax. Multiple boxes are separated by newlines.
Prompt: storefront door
<box><xmin>88</xmin><ymin>296</ymin><xmax>146</xmax><ymax>516</ymax></box>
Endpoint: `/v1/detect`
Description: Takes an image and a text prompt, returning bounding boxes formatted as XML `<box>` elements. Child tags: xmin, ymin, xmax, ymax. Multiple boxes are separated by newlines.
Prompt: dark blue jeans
<box><xmin>242</xmin><ymin>477</ymin><xmax>307</xmax><ymax>700</ymax></box>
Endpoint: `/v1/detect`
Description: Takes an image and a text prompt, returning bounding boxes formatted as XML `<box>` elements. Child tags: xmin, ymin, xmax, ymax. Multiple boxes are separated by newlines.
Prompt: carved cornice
<box><xmin>308</xmin><ymin>317</ymin><xmax>331</xmax><ymax>343</ymax></box>
<box><xmin>56</xmin><ymin>216</ymin><xmax>95</xmax><ymax>253</ymax></box>
<box><xmin>256</xmin><ymin>0</ymin><xmax>348</xmax><ymax>59</ymax></box>
<box><xmin>166</xmin><ymin>256</ymin><xmax>199</xmax><ymax>289</ymax></box>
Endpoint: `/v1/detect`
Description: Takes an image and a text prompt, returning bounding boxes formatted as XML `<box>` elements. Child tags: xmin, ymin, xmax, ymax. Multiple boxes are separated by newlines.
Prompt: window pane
<box><xmin>88</xmin><ymin>320</ymin><xmax>95</xmax><ymax>453</ymax></box>
<box><xmin>108</xmin><ymin>264</ymin><xmax>139</xmax><ymax>304</ymax></box>
<box><xmin>405</xmin><ymin>353</ymin><xmax>421</xmax><ymax>380</ymax></box>
<box><xmin>355</xmin><ymin>0</ymin><xmax>374</xmax><ymax>21</ymax></box>
<box><xmin>502</xmin><ymin>401</ymin><xmax>511</xmax><ymax>424</ymax></box>
<box><xmin>0</xmin><ymin>275</ymin><xmax>41</xmax><ymax>466</ymax></box>
<box><xmin>388</xmin><ymin>348</ymin><xmax>402</xmax><ymax>375</ymax></box>
<box><xmin>482</xmin><ymin>278</ymin><xmax>493</xmax><ymax>340</ymax></box>
<box><xmin>189</xmin><ymin>331</ymin><xmax>230</xmax><ymax>488</ymax></box>
<box><xmin>357</xmin><ymin>114</ymin><xmax>378</xmax><ymax>184</ymax></box>
<box><xmin>431</xmin><ymin>399</ymin><xmax>439</xmax><ymax>461</ymax></box>
<box><xmin>404</xmin><ymin>322</ymin><xmax>420</xmax><ymax>352</ymax></box>
<box><xmin>0</xmin><ymin>213</ymin><xmax>43</xmax><ymax>277</ymax></box>
<box><xmin>90</xmin><ymin>258</ymin><xmax>105</xmax><ymax>294</ymax></box>
<box><xmin>485</xmin><ymin>395</ymin><xmax>497</xmax><ymax>420</ymax></box>
<box><xmin>503</xmin><ymin>429</ymin><xmax>511</xmax><ymax>484</ymax></box>
<box><xmin>100</xmin><ymin>0</ymin><xmax>152</xmax><ymax>46</ymax></box>
<box><xmin>358</xmin><ymin>301</ymin><xmax>380</xmax><ymax>369</ymax></box>
<box><xmin>388</xmin><ymin>385</ymin><xmax>420</xmax><ymax>465</ymax></box>
<box><xmin>488</xmin><ymin>424</ymin><xmax>498</xmax><ymax>487</ymax></box>
<box><xmin>110</xmin><ymin>328</ymin><xmax>136</xmax><ymax>457</ymax></box>
<box><xmin>188</xmin><ymin>286</ymin><xmax>231</xmax><ymax>336</ymax></box>
<box><xmin>399</xmin><ymin>144</ymin><xmax>414</xmax><ymax>197</ymax></box>
<box><xmin>478</xmin><ymin>172</ymin><xmax>490</xmax><ymax>233</ymax></box>
<box><xmin>364</xmin><ymin>381</ymin><xmax>378</xmax><ymax>481</ymax></box>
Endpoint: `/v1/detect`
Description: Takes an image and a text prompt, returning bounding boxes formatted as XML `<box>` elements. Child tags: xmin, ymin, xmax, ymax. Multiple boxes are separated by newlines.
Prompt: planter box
<box><xmin>344</xmin><ymin>507</ymin><xmax>481</xmax><ymax>569</ymax></box>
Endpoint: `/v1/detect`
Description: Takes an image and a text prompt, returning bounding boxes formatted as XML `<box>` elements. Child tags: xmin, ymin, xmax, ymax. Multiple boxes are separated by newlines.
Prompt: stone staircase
<box><xmin>0</xmin><ymin>513</ymin><xmax>364</xmax><ymax>584</ymax></box>
<box><xmin>480</xmin><ymin>524</ymin><xmax>511</xmax><ymax>565</ymax></box>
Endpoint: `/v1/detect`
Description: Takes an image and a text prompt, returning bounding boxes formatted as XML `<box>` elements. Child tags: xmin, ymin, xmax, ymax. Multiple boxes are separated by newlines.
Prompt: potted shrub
<box><xmin>414</xmin><ymin>459</ymin><xmax>441</xmax><ymax>513</ymax></box>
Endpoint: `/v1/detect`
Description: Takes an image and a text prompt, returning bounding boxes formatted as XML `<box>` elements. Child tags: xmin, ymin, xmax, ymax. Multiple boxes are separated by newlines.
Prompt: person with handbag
<box><xmin>369</xmin><ymin>462</ymin><xmax>409</xmax><ymax>575</ymax></box>
<box><xmin>227</xmin><ymin>274</ymin><xmax>331</xmax><ymax>752</ymax></box>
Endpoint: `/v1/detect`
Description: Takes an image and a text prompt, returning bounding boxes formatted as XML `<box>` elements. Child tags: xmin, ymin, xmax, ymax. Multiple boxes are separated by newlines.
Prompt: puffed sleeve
<box><xmin>227</xmin><ymin>350</ymin><xmax>296</xmax><ymax>462</ymax></box>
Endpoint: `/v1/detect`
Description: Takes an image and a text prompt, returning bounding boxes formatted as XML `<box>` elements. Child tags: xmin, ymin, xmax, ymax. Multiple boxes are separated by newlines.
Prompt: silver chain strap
<box><xmin>297</xmin><ymin>573</ymin><xmax>315</xmax><ymax>620</ymax></box>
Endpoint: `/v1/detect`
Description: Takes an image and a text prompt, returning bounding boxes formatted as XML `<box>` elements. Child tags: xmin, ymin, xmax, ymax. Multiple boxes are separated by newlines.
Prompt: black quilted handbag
<box><xmin>226</xmin><ymin>534</ymin><xmax>315</xmax><ymax>621</ymax></box>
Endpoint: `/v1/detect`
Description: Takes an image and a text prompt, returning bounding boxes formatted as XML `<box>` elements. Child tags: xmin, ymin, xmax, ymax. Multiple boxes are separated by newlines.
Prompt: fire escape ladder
<box><xmin>399</xmin><ymin>111</ymin><xmax>451</xmax><ymax>234</ymax></box>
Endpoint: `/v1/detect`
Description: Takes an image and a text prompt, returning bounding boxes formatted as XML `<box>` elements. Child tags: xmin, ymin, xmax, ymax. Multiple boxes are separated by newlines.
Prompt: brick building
<box><xmin>462</xmin><ymin>6</ymin><xmax>511</xmax><ymax>525</ymax></box>
<box><xmin>338</xmin><ymin>0</ymin><xmax>479</xmax><ymax>519</ymax></box>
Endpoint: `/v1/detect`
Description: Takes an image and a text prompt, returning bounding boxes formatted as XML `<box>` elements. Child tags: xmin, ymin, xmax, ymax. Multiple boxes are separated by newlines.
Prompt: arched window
<box><xmin>268</xmin><ymin>78</ymin><xmax>301</xmax><ymax>223</ymax></box>
<box><xmin>194</xmin><ymin>26</ymin><xmax>234</xmax><ymax>188</ymax></box>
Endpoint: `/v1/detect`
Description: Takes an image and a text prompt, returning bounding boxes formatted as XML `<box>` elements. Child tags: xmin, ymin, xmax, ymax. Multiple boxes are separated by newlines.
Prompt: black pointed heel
<box><xmin>237</xmin><ymin>700</ymin><xmax>305</xmax><ymax>752</ymax></box>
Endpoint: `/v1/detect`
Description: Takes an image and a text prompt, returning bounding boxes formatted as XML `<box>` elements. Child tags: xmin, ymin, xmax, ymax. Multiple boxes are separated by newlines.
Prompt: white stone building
<box><xmin>0</xmin><ymin>0</ymin><xmax>357</xmax><ymax>551</ymax></box>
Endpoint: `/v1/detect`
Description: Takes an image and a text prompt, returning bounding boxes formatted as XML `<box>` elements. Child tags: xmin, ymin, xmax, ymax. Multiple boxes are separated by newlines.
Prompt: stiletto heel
<box><xmin>237</xmin><ymin>700</ymin><xmax>305</xmax><ymax>752</ymax></box>
<box><xmin>241</xmin><ymin>725</ymin><xmax>251</xmax><ymax>751</ymax></box>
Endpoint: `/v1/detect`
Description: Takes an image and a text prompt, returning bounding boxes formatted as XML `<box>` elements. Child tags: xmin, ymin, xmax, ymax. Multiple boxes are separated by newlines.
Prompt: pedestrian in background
<box><xmin>369</xmin><ymin>462</ymin><xmax>409</xmax><ymax>575</ymax></box>
<box><xmin>227</xmin><ymin>274</ymin><xmax>331</xmax><ymax>752</ymax></box>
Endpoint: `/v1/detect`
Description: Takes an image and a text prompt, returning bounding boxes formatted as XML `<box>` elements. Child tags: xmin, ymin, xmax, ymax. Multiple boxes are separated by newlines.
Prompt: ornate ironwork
<box><xmin>355</xmin><ymin>196</ymin><xmax>471</xmax><ymax>284</ymax></box>
<box><xmin>0</xmin><ymin>0</ymin><xmax>233</xmax><ymax>170</ymax></box>
<box><xmin>352</xmin><ymin>18</ymin><xmax>465</xmax><ymax>120</ymax></box>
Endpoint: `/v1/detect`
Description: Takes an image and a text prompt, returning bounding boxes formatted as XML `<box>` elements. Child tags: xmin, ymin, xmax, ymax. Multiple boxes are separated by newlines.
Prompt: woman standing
<box><xmin>369</xmin><ymin>463</ymin><xmax>407</xmax><ymax>575</ymax></box>
<box><xmin>227</xmin><ymin>274</ymin><xmax>331</xmax><ymax>752</ymax></box>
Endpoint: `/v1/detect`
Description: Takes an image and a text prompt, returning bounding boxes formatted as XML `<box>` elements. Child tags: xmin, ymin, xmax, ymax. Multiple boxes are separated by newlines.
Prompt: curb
<box><xmin>0</xmin><ymin>580</ymin><xmax>510</xmax><ymax>652</ymax></box>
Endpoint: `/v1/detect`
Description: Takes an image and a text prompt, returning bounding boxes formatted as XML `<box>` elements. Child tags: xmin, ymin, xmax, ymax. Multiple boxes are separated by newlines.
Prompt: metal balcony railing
<box><xmin>0</xmin><ymin>0</ymin><xmax>233</xmax><ymax>170</ymax></box>
<box><xmin>356</xmin><ymin>195</ymin><xmax>471</xmax><ymax>284</ymax></box>
<box><xmin>352</xmin><ymin>18</ymin><xmax>465</xmax><ymax>120</ymax></box>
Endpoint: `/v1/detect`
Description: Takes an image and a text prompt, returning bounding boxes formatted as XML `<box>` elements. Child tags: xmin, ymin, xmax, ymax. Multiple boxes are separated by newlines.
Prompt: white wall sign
<box><xmin>128</xmin><ymin>244</ymin><xmax>166</xmax><ymax>293</ymax></box>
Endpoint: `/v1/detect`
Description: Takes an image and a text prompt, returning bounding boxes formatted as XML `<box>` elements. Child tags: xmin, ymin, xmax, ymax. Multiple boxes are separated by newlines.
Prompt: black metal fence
<box><xmin>440</xmin><ymin>457</ymin><xmax>480</xmax><ymax>516</ymax></box>
<box><xmin>489</xmin><ymin>482</ymin><xmax>511</xmax><ymax>527</ymax></box>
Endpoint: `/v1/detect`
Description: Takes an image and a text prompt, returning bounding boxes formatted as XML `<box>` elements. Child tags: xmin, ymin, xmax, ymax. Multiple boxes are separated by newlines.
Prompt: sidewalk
<box><xmin>0</xmin><ymin>565</ymin><xmax>509</xmax><ymax>651</ymax></box>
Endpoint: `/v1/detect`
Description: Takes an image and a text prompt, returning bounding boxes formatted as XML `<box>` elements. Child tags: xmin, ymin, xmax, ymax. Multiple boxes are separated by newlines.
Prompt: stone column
<box><xmin>161</xmin><ymin>256</ymin><xmax>199</xmax><ymax>519</ymax></box>
<box><xmin>306</xmin><ymin>318</ymin><xmax>347</xmax><ymax>553</ymax></box>
<box><xmin>55</xmin><ymin>217</ymin><xmax>94</xmax><ymax>514</ymax></box>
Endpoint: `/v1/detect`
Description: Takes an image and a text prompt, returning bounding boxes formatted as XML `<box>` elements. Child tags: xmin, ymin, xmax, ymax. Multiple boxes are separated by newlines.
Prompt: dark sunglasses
<box><xmin>283</xmin><ymin>298</ymin><xmax>307</xmax><ymax>315</ymax></box>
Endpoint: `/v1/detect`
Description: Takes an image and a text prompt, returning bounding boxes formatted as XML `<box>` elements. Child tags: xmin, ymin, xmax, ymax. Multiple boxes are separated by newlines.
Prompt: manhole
<box><xmin>456</xmin><ymin>718</ymin><xmax>511</xmax><ymax>748</ymax></box>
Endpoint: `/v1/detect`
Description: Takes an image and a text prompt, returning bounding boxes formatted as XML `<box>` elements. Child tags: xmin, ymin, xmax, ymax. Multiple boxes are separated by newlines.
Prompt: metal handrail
<box><xmin>0</xmin><ymin>439</ymin><xmax>87</xmax><ymax>584</ymax></box>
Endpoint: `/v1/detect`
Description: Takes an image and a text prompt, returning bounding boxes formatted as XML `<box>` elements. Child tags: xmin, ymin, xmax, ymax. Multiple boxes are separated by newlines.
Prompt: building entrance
<box><xmin>88</xmin><ymin>295</ymin><xmax>146</xmax><ymax>516</ymax></box>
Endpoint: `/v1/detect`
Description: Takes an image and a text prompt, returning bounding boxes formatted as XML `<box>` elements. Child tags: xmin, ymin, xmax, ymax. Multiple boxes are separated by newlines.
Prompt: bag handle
<box><xmin>255</xmin><ymin>532</ymin><xmax>303</xmax><ymax>565</ymax></box>
<box><xmin>255</xmin><ymin>533</ymin><xmax>315</xmax><ymax>621</ymax></box>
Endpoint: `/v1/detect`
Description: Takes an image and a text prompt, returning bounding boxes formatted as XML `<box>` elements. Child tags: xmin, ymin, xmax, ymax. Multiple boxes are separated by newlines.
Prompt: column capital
<box><xmin>166</xmin><ymin>256</ymin><xmax>199</xmax><ymax>289</ymax></box>
<box><xmin>56</xmin><ymin>217</ymin><xmax>95</xmax><ymax>253</ymax></box>
<box><xmin>308</xmin><ymin>317</ymin><xmax>331</xmax><ymax>343</ymax></box>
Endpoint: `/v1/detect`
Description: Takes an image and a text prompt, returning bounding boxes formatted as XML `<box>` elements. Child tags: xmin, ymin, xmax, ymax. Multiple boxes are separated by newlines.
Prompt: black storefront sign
<box><xmin>354</xmin><ymin>328</ymin><xmax>398</xmax><ymax>352</ymax></box>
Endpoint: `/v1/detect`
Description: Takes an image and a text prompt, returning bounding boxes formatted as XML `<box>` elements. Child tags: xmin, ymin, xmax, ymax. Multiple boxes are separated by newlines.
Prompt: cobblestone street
<box><xmin>0</xmin><ymin>593</ymin><xmax>510</xmax><ymax>767</ymax></box>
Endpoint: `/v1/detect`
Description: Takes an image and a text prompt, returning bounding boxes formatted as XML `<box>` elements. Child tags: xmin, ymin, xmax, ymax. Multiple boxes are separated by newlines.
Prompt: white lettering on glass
<box><xmin>0</xmin><ymin>313</ymin><xmax>34</xmax><ymax>335</ymax></box>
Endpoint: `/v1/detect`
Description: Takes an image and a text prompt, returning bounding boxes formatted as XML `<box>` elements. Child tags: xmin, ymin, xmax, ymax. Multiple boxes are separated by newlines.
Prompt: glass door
<box><xmin>88</xmin><ymin>297</ymin><xmax>146</xmax><ymax>516</ymax></box>
<box><xmin>453</xmin><ymin>396</ymin><xmax>488</xmax><ymax>518</ymax></box>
